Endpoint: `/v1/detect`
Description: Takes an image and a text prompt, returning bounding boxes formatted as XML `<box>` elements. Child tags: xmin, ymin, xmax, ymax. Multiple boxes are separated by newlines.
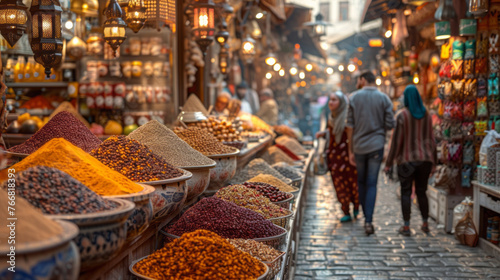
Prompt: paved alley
<box><xmin>294</xmin><ymin>175</ymin><xmax>500</xmax><ymax>280</ymax></box>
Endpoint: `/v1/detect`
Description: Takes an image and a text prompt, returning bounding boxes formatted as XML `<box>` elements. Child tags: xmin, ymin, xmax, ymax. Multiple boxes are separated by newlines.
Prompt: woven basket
<box><xmin>267</xmin><ymin>212</ymin><xmax>293</xmax><ymax>230</ymax></box>
<box><xmin>262</xmin><ymin>252</ymin><xmax>286</xmax><ymax>280</ymax></box>
<box><xmin>272</xmin><ymin>193</ymin><xmax>294</xmax><ymax>210</ymax></box>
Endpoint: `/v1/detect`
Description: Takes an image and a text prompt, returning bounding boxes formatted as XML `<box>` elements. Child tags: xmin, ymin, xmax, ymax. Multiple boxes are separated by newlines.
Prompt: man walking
<box><xmin>346</xmin><ymin>70</ymin><xmax>395</xmax><ymax>235</ymax></box>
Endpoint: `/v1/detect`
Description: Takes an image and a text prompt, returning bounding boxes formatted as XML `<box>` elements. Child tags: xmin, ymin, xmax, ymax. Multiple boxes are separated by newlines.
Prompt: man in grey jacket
<box><xmin>346</xmin><ymin>70</ymin><xmax>395</xmax><ymax>235</ymax></box>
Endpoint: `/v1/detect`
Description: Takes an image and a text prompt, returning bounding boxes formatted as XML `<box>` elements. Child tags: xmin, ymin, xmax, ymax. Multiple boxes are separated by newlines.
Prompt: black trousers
<box><xmin>397</xmin><ymin>161</ymin><xmax>433</xmax><ymax>222</ymax></box>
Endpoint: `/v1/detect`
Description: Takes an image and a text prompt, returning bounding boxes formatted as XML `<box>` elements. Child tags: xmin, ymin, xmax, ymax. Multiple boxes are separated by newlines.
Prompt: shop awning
<box><xmin>361</xmin><ymin>0</ymin><xmax>404</xmax><ymax>24</ymax></box>
<box><xmin>333</xmin><ymin>27</ymin><xmax>383</xmax><ymax>52</ymax></box>
<box><xmin>287</xmin><ymin>30</ymin><xmax>327</xmax><ymax>60</ymax></box>
<box><xmin>259</xmin><ymin>0</ymin><xmax>287</xmax><ymax>22</ymax></box>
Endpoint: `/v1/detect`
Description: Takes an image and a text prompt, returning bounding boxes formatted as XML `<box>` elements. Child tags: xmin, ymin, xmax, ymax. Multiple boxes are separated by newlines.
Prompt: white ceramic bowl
<box><xmin>0</xmin><ymin>220</ymin><xmax>80</xmax><ymax>280</ymax></box>
<box><xmin>45</xmin><ymin>198</ymin><xmax>134</xmax><ymax>271</ymax></box>
<box><xmin>139</xmin><ymin>169</ymin><xmax>192</xmax><ymax>220</ymax></box>
<box><xmin>205</xmin><ymin>148</ymin><xmax>240</xmax><ymax>194</ymax></box>
<box><xmin>103</xmin><ymin>185</ymin><xmax>155</xmax><ymax>241</ymax></box>
<box><xmin>179</xmin><ymin>162</ymin><xmax>216</xmax><ymax>202</ymax></box>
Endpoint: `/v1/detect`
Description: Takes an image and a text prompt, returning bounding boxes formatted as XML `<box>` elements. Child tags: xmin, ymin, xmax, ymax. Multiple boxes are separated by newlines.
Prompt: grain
<box><xmin>276</xmin><ymin>135</ymin><xmax>308</xmax><ymax>155</ymax></box>
<box><xmin>9</xmin><ymin>111</ymin><xmax>101</xmax><ymax>154</ymax></box>
<box><xmin>91</xmin><ymin>135</ymin><xmax>183</xmax><ymax>182</ymax></box>
<box><xmin>243</xmin><ymin>181</ymin><xmax>292</xmax><ymax>202</ymax></box>
<box><xmin>174</xmin><ymin>127</ymin><xmax>236</xmax><ymax>155</ymax></box>
<box><xmin>135</xmin><ymin>230</ymin><xmax>266</xmax><ymax>279</ymax></box>
<box><xmin>1</xmin><ymin>166</ymin><xmax>114</xmax><ymax>214</ymax></box>
<box><xmin>215</xmin><ymin>185</ymin><xmax>291</xmax><ymax>218</ymax></box>
<box><xmin>181</xmin><ymin>93</ymin><xmax>209</xmax><ymax>115</ymax></box>
<box><xmin>231</xmin><ymin>158</ymin><xmax>289</xmax><ymax>184</ymax></box>
<box><xmin>248</xmin><ymin>174</ymin><xmax>299</xmax><ymax>193</ymax></box>
<box><xmin>260</xmin><ymin>146</ymin><xmax>296</xmax><ymax>165</ymax></box>
<box><xmin>128</xmin><ymin>120</ymin><xmax>215</xmax><ymax>167</ymax></box>
<box><xmin>272</xmin><ymin>163</ymin><xmax>303</xmax><ymax>180</ymax></box>
<box><xmin>49</xmin><ymin>102</ymin><xmax>90</xmax><ymax>128</ymax></box>
<box><xmin>0</xmin><ymin>188</ymin><xmax>62</xmax><ymax>244</ymax></box>
<box><xmin>228</xmin><ymin>239</ymin><xmax>283</xmax><ymax>262</ymax></box>
<box><xmin>0</xmin><ymin>138</ymin><xmax>144</xmax><ymax>196</ymax></box>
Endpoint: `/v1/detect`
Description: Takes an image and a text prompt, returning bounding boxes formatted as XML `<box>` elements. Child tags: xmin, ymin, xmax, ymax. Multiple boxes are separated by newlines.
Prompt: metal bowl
<box><xmin>272</xmin><ymin>193</ymin><xmax>295</xmax><ymax>212</ymax></box>
<box><xmin>179</xmin><ymin>162</ymin><xmax>217</xmax><ymax>202</ymax></box>
<box><xmin>129</xmin><ymin>256</ymin><xmax>269</xmax><ymax>280</ymax></box>
<box><xmin>205</xmin><ymin>148</ymin><xmax>240</xmax><ymax>193</ymax></box>
<box><xmin>138</xmin><ymin>169</ymin><xmax>192</xmax><ymax>220</ymax></box>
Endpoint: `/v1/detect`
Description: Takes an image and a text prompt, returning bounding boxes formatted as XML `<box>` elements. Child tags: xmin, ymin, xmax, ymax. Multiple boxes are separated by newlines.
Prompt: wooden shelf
<box><xmin>478</xmin><ymin>238</ymin><xmax>500</xmax><ymax>260</ymax></box>
<box><xmin>6</xmin><ymin>82</ymin><xmax>69</xmax><ymax>88</ymax></box>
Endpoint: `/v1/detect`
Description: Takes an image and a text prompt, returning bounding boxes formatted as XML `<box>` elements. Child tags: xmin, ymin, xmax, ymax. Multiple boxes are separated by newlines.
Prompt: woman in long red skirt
<box><xmin>316</xmin><ymin>91</ymin><xmax>359</xmax><ymax>222</ymax></box>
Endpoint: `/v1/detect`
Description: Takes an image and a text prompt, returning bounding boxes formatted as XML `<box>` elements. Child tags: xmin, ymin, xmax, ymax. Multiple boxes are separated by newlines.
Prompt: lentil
<box><xmin>0</xmin><ymin>188</ymin><xmax>62</xmax><ymax>244</ymax></box>
<box><xmin>248</xmin><ymin>174</ymin><xmax>299</xmax><ymax>193</ymax></box>
<box><xmin>272</xmin><ymin>163</ymin><xmax>303</xmax><ymax>180</ymax></box>
<box><xmin>165</xmin><ymin>196</ymin><xmax>285</xmax><ymax>238</ymax></box>
<box><xmin>181</xmin><ymin>94</ymin><xmax>209</xmax><ymax>115</ymax></box>
<box><xmin>135</xmin><ymin>230</ymin><xmax>266</xmax><ymax>280</ymax></box>
<box><xmin>128</xmin><ymin>120</ymin><xmax>215</xmax><ymax>167</ymax></box>
<box><xmin>260</xmin><ymin>146</ymin><xmax>296</xmax><ymax>165</ymax></box>
<box><xmin>1</xmin><ymin>166</ymin><xmax>114</xmax><ymax>214</ymax></box>
<box><xmin>49</xmin><ymin>102</ymin><xmax>90</xmax><ymax>128</ymax></box>
<box><xmin>275</xmin><ymin>135</ymin><xmax>308</xmax><ymax>155</ymax></box>
<box><xmin>174</xmin><ymin>127</ymin><xmax>236</xmax><ymax>155</ymax></box>
<box><xmin>215</xmin><ymin>185</ymin><xmax>292</xmax><ymax>218</ymax></box>
<box><xmin>0</xmin><ymin>138</ymin><xmax>143</xmax><ymax>195</ymax></box>
<box><xmin>243</xmin><ymin>182</ymin><xmax>292</xmax><ymax>202</ymax></box>
<box><xmin>228</xmin><ymin>238</ymin><xmax>283</xmax><ymax>262</ymax></box>
<box><xmin>231</xmin><ymin>158</ymin><xmax>289</xmax><ymax>184</ymax></box>
<box><xmin>91</xmin><ymin>135</ymin><xmax>183</xmax><ymax>182</ymax></box>
<box><xmin>9</xmin><ymin>111</ymin><xmax>101</xmax><ymax>154</ymax></box>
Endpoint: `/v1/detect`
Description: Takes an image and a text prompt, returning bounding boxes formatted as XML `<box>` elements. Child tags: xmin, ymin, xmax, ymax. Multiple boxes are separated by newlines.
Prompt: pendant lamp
<box><xmin>126</xmin><ymin>0</ymin><xmax>147</xmax><ymax>33</ymax></box>
<box><xmin>144</xmin><ymin>0</ymin><xmax>175</xmax><ymax>31</ymax></box>
<box><xmin>30</xmin><ymin>0</ymin><xmax>63</xmax><ymax>78</ymax></box>
<box><xmin>434</xmin><ymin>0</ymin><xmax>457</xmax><ymax>21</ymax></box>
<box><xmin>0</xmin><ymin>0</ymin><xmax>28</xmax><ymax>47</ymax></box>
<box><xmin>192</xmin><ymin>0</ymin><xmax>215</xmax><ymax>53</ymax></box>
<box><xmin>67</xmin><ymin>16</ymin><xmax>86</xmax><ymax>60</ymax></box>
<box><xmin>469</xmin><ymin>0</ymin><xmax>488</xmax><ymax>18</ymax></box>
<box><xmin>103</xmin><ymin>0</ymin><xmax>127</xmax><ymax>56</ymax></box>
<box><xmin>219</xmin><ymin>43</ymin><xmax>229</xmax><ymax>74</ymax></box>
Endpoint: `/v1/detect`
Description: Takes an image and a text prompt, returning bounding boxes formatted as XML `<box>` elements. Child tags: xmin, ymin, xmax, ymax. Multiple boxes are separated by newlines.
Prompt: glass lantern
<box><xmin>0</xmin><ymin>0</ymin><xmax>28</xmax><ymax>47</ymax></box>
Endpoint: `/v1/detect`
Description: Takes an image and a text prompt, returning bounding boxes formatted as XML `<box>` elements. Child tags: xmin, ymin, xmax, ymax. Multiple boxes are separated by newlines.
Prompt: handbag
<box><xmin>313</xmin><ymin>133</ymin><xmax>329</xmax><ymax>175</ymax></box>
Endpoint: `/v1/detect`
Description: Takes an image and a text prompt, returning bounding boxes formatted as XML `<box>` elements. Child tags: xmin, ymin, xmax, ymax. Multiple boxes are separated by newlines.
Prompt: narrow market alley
<box><xmin>294</xmin><ymin>175</ymin><xmax>500</xmax><ymax>280</ymax></box>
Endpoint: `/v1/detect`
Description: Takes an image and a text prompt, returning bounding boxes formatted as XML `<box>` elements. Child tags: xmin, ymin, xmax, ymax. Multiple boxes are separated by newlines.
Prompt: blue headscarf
<box><xmin>403</xmin><ymin>85</ymin><xmax>426</xmax><ymax>119</ymax></box>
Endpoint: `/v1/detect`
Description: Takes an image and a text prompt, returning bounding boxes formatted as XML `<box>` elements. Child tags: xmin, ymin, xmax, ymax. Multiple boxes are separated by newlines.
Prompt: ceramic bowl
<box><xmin>103</xmin><ymin>185</ymin><xmax>155</xmax><ymax>241</ymax></box>
<box><xmin>177</xmin><ymin>111</ymin><xmax>207</xmax><ymax>123</ymax></box>
<box><xmin>0</xmin><ymin>220</ymin><xmax>80</xmax><ymax>280</ymax></box>
<box><xmin>140</xmin><ymin>169</ymin><xmax>192</xmax><ymax>220</ymax></box>
<box><xmin>46</xmin><ymin>198</ymin><xmax>134</xmax><ymax>271</ymax></box>
<box><xmin>179</xmin><ymin>162</ymin><xmax>216</xmax><ymax>202</ymax></box>
<box><xmin>129</xmin><ymin>256</ymin><xmax>269</xmax><ymax>280</ymax></box>
<box><xmin>205</xmin><ymin>148</ymin><xmax>240</xmax><ymax>194</ymax></box>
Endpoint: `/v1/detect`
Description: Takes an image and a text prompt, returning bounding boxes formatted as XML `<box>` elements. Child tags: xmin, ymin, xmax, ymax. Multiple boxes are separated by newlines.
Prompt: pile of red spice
<box><xmin>165</xmin><ymin>196</ymin><xmax>285</xmax><ymax>239</ymax></box>
<box><xmin>9</xmin><ymin>111</ymin><xmax>101</xmax><ymax>154</ymax></box>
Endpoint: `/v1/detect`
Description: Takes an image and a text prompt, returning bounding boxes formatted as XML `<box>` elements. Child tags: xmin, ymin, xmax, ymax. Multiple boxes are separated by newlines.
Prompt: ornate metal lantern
<box><xmin>303</xmin><ymin>13</ymin><xmax>329</xmax><ymax>37</ymax></box>
<box><xmin>0</xmin><ymin>0</ymin><xmax>28</xmax><ymax>47</ymax></box>
<box><xmin>145</xmin><ymin>0</ymin><xmax>175</xmax><ymax>31</ymax></box>
<box><xmin>240</xmin><ymin>35</ymin><xmax>255</xmax><ymax>64</ymax></box>
<box><xmin>219</xmin><ymin>43</ymin><xmax>228</xmax><ymax>74</ymax></box>
<box><xmin>30</xmin><ymin>0</ymin><xmax>63</xmax><ymax>78</ymax></box>
<box><xmin>126</xmin><ymin>0</ymin><xmax>147</xmax><ymax>33</ymax></box>
<box><xmin>192</xmin><ymin>0</ymin><xmax>215</xmax><ymax>53</ymax></box>
<box><xmin>103</xmin><ymin>0</ymin><xmax>127</xmax><ymax>56</ymax></box>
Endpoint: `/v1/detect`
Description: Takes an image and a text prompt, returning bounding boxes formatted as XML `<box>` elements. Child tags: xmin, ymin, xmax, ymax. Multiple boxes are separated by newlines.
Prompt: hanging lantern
<box><xmin>145</xmin><ymin>0</ymin><xmax>175</xmax><ymax>31</ymax></box>
<box><xmin>192</xmin><ymin>0</ymin><xmax>215</xmax><ymax>53</ymax></box>
<box><xmin>303</xmin><ymin>13</ymin><xmax>329</xmax><ymax>37</ymax></box>
<box><xmin>30</xmin><ymin>0</ymin><xmax>63</xmax><ymax>78</ymax></box>
<box><xmin>103</xmin><ymin>0</ymin><xmax>127</xmax><ymax>56</ymax></box>
<box><xmin>435</xmin><ymin>21</ymin><xmax>451</xmax><ymax>40</ymax></box>
<box><xmin>0</xmin><ymin>0</ymin><xmax>28</xmax><ymax>47</ymax></box>
<box><xmin>434</xmin><ymin>0</ymin><xmax>457</xmax><ymax>21</ymax></box>
<box><xmin>469</xmin><ymin>0</ymin><xmax>488</xmax><ymax>18</ymax></box>
<box><xmin>126</xmin><ymin>0</ymin><xmax>147</xmax><ymax>33</ymax></box>
<box><xmin>215</xmin><ymin>16</ymin><xmax>229</xmax><ymax>46</ymax></box>
<box><xmin>240</xmin><ymin>35</ymin><xmax>255</xmax><ymax>64</ymax></box>
<box><xmin>219</xmin><ymin>43</ymin><xmax>229</xmax><ymax>74</ymax></box>
<box><xmin>70</xmin><ymin>0</ymin><xmax>98</xmax><ymax>17</ymax></box>
<box><xmin>222</xmin><ymin>1</ymin><xmax>233</xmax><ymax>23</ymax></box>
<box><xmin>265</xmin><ymin>52</ymin><xmax>277</xmax><ymax>66</ymax></box>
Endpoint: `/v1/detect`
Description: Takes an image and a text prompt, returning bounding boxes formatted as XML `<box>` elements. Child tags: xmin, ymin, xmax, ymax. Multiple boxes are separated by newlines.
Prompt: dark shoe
<box><xmin>364</xmin><ymin>223</ymin><xmax>375</xmax><ymax>235</ymax></box>
<box><xmin>421</xmin><ymin>222</ymin><xmax>430</xmax><ymax>233</ymax></box>
<box><xmin>353</xmin><ymin>209</ymin><xmax>359</xmax><ymax>219</ymax></box>
<box><xmin>340</xmin><ymin>215</ymin><xmax>352</xmax><ymax>223</ymax></box>
<box><xmin>398</xmin><ymin>226</ymin><xmax>411</xmax><ymax>236</ymax></box>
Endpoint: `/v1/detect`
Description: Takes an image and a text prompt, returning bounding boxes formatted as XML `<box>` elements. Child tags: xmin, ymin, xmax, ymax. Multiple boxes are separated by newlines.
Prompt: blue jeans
<box><xmin>355</xmin><ymin>148</ymin><xmax>384</xmax><ymax>223</ymax></box>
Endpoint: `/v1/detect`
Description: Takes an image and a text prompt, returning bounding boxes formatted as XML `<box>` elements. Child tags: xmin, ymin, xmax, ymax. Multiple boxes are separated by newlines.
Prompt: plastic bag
<box><xmin>480</xmin><ymin>130</ymin><xmax>500</xmax><ymax>166</ymax></box>
<box><xmin>454</xmin><ymin>211</ymin><xmax>479</xmax><ymax>247</ymax></box>
<box><xmin>452</xmin><ymin>197</ymin><xmax>473</xmax><ymax>233</ymax></box>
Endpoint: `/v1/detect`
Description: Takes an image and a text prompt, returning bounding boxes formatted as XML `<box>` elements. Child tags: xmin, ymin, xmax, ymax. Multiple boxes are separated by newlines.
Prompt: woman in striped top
<box><xmin>385</xmin><ymin>85</ymin><xmax>437</xmax><ymax>236</ymax></box>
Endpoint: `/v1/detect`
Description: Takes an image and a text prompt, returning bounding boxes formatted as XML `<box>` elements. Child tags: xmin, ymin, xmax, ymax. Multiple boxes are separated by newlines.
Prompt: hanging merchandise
<box><xmin>126</xmin><ymin>0</ymin><xmax>147</xmax><ymax>33</ymax></box>
<box><xmin>435</xmin><ymin>0</ymin><xmax>457</xmax><ymax>20</ymax></box>
<box><xmin>0</xmin><ymin>0</ymin><xmax>29</xmax><ymax>47</ymax></box>
<box><xmin>103</xmin><ymin>0</ymin><xmax>127</xmax><ymax>56</ymax></box>
<box><xmin>144</xmin><ymin>0</ymin><xmax>175</xmax><ymax>31</ymax></box>
<box><xmin>29</xmin><ymin>0</ymin><xmax>64</xmax><ymax>78</ymax></box>
<box><xmin>469</xmin><ymin>0</ymin><xmax>488</xmax><ymax>18</ymax></box>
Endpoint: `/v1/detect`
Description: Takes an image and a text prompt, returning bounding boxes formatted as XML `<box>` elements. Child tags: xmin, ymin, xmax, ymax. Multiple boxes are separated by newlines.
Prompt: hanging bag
<box><xmin>313</xmin><ymin>133</ymin><xmax>329</xmax><ymax>175</ymax></box>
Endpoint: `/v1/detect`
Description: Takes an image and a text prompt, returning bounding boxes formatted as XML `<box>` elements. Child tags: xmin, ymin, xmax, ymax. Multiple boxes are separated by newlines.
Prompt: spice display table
<box><xmin>237</xmin><ymin>135</ymin><xmax>273</xmax><ymax>169</ymax></box>
<box><xmin>472</xmin><ymin>181</ymin><xmax>500</xmax><ymax>259</ymax></box>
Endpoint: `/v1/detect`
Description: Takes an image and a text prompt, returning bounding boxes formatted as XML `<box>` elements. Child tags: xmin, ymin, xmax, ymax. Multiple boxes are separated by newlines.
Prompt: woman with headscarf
<box><xmin>385</xmin><ymin>85</ymin><xmax>437</xmax><ymax>236</ymax></box>
<box><xmin>316</xmin><ymin>91</ymin><xmax>359</xmax><ymax>222</ymax></box>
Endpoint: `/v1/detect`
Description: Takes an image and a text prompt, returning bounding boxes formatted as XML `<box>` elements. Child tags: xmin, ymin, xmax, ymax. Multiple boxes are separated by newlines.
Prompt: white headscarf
<box><xmin>328</xmin><ymin>91</ymin><xmax>348</xmax><ymax>144</ymax></box>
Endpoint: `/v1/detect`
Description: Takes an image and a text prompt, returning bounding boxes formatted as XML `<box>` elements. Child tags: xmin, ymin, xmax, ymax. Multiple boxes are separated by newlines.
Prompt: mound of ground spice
<box><xmin>0</xmin><ymin>189</ymin><xmax>62</xmax><ymax>244</ymax></box>
<box><xmin>275</xmin><ymin>135</ymin><xmax>308</xmax><ymax>155</ymax></box>
<box><xmin>260</xmin><ymin>146</ymin><xmax>296</xmax><ymax>165</ymax></box>
<box><xmin>165</xmin><ymin>196</ymin><xmax>285</xmax><ymax>239</ymax></box>
<box><xmin>247</xmin><ymin>174</ymin><xmax>299</xmax><ymax>193</ymax></box>
<box><xmin>231</xmin><ymin>158</ymin><xmax>289</xmax><ymax>184</ymax></box>
<box><xmin>9</xmin><ymin>111</ymin><xmax>100</xmax><ymax>154</ymax></box>
<box><xmin>181</xmin><ymin>94</ymin><xmax>209</xmax><ymax>115</ymax></box>
<box><xmin>0</xmin><ymin>138</ymin><xmax>143</xmax><ymax>195</ymax></box>
<box><xmin>1</xmin><ymin>166</ymin><xmax>114</xmax><ymax>214</ymax></box>
<box><xmin>135</xmin><ymin>230</ymin><xmax>266</xmax><ymax>279</ymax></box>
<box><xmin>49</xmin><ymin>102</ymin><xmax>90</xmax><ymax>128</ymax></box>
<box><xmin>128</xmin><ymin>120</ymin><xmax>215</xmax><ymax>167</ymax></box>
<box><xmin>174</xmin><ymin>127</ymin><xmax>235</xmax><ymax>156</ymax></box>
<box><xmin>91</xmin><ymin>135</ymin><xmax>183</xmax><ymax>182</ymax></box>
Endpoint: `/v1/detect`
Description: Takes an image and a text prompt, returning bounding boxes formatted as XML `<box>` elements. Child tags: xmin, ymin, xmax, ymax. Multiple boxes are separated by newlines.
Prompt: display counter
<box><xmin>472</xmin><ymin>181</ymin><xmax>500</xmax><ymax>259</ymax></box>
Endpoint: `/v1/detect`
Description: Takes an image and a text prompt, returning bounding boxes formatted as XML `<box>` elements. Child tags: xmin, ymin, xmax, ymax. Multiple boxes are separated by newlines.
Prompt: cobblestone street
<box><xmin>294</xmin><ymin>175</ymin><xmax>500</xmax><ymax>280</ymax></box>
